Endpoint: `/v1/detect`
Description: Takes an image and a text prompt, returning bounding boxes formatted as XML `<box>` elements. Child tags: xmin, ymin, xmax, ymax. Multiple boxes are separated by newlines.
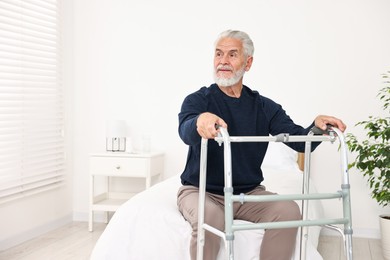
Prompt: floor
<box><xmin>0</xmin><ymin>222</ymin><xmax>385</xmax><ymax>260</ymax></box>
<box><xmin>0</xmin><ymin>222</ymin><xmax>105</xmax><ymax>260</ymax></box>
<box><xmin>317</xmin><ymin>235</ymin><xmax>384</xmax><ymax>260</ymax></box>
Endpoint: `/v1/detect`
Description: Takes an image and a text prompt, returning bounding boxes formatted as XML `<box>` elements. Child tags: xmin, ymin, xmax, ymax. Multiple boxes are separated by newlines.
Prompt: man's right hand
<box><xmin>196</xmin><ymin>112</ymin><xmax>228</xmax><ymax>139</ymax></box>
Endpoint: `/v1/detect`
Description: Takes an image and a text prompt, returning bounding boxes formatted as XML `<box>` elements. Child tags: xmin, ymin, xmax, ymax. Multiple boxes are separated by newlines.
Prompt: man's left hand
<box><xmin>314</xmin><ymin>115</ymin><xmax>346</xmax><ymax>132</ymax></box>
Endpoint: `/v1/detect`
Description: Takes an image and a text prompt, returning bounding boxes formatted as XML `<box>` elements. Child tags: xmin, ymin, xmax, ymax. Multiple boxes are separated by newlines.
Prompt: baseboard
<box><xmin>320</xmin><ymin>227</ymin><xmax>381</xmax><ymax>239</ymax></box>
<box><xmin>0</xmin><ymin>214</ymin><xmax>73</xmax><ymax>251</ymax></box>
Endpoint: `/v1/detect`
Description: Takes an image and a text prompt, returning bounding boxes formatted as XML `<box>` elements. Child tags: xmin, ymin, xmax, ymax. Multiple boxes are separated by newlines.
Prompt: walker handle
<box><xmin>310</xmin><ymin>124</ymin><xmax>334</xmax><ymax>135</ymax></box>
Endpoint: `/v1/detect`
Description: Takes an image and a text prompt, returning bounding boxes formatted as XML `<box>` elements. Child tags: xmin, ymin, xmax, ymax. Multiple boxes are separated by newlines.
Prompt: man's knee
<box><xmin>204</xmin><ymin>208</ymin><xmax>225</xmax><ymax>230</ymax></box>
<box><xmin>280</xmin><ymin>201</ymin><xmax>301</xmax><ymax>221</ymax></box>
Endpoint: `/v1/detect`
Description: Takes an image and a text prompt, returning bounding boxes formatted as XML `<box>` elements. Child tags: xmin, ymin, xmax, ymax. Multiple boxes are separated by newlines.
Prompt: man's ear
<box><xmin>245</xmin><ymin>56</ymin><xmax>253</xmax><ymax>71</ymax></box>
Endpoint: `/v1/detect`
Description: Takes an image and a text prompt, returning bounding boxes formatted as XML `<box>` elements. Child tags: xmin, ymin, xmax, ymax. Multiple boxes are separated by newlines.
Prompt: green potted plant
<box><xmin>345</xmin><ymin>71</ymin><xmax>390</xmax><ymax>259</ymax></box>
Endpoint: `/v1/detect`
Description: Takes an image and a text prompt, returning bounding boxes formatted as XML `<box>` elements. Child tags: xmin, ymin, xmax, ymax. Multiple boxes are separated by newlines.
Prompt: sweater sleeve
<box><xmin>178</xmin><ymin>114</ymin><xmax>200</xmax><ymax>145</ymax></box>
<box><xmin>178</xmin><ymin>89</ymin><xmax>208</xmax><ymax>145</ymax></box>
<box><xmin>264</xmin><ymin>97</ymin><xmax>320</xmax><ymax>152</ymax></box>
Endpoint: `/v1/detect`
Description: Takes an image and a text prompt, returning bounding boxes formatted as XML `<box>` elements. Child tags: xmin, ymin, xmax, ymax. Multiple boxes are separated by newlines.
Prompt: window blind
<box><xmin>0</xmin><ymin>0</ymin><xmax>64</xmax><ymax>204</ymax></box>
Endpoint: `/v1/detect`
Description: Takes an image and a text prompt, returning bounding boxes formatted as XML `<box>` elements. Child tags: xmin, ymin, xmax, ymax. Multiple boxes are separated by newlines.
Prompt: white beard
<box><xmin>214</xmin><ymin>65</ymin><xmax>246</xmax><ymax>87</ymax></box>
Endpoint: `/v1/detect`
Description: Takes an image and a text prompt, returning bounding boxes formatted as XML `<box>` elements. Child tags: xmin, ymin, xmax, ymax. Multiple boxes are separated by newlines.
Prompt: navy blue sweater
<box><xmin>178</xmin><ymin>84</ymin><xmax>318</xmax><ymax>195</ymax></box>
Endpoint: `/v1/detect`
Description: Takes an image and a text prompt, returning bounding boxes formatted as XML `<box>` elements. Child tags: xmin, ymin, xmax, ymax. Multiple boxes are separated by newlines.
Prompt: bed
<box><xmin>90</xmin><ymin>142</ymin><xmax>325</xmax><ymax>260</ymax></box>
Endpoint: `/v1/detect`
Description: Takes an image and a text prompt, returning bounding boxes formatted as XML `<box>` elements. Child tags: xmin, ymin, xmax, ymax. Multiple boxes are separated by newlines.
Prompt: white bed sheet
<box><xmin>91</xmin><ymin>168</ymin><xmax>324</xmax><ymax>260</ymax></box>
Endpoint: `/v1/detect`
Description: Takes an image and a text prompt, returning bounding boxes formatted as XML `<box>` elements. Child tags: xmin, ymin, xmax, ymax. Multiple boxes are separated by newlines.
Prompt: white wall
<box><xmin>71</xmin><ymin>0</ymin><xmax>390</xmax><ymax>238</ymax></box>
<box><xmin>0</xmin><ymin>188</ymin><xmax>72</xmax><ymax>250</ymax></box>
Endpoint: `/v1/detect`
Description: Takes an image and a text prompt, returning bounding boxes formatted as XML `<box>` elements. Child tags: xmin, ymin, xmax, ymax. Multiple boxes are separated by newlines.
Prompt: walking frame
<box><xmin>197</xmin><ymin>126</ymin><xmax>353</xmax><ymax>260</ymax></box>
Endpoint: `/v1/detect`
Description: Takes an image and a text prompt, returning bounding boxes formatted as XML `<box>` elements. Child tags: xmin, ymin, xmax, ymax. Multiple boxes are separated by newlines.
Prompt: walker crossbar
<box><xmin>232</xmin><ymin>218</ymin><xmax>349</xmax><ymax>231</ymax></box>
<box><xmin>214</xmin><ymin>135</ymin><xmax>334</xmax><ymax>144</ymax></box>
<box><xmin>232</xmin><ymin>192</ymin><xmax>343</xmax><ymax>203</ymax></box>
<box><xmin>196</xmin><ymin>126</ymin><xmax>353</xmax><ymax>260</ymax></box>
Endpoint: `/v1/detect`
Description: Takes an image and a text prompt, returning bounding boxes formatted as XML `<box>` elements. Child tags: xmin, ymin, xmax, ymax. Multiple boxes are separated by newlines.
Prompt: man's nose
<box><xmin>220</xmin><ymin>54</ymin><xmax>229</xmax><ymax>64</ymax></box>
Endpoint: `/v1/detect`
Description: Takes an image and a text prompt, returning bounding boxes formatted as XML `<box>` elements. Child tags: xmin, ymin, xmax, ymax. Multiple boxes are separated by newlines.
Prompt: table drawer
<box><xmin>90</xmin><ymin>156</ymin><xmax>148</xmax><ymax>177</ymax></box>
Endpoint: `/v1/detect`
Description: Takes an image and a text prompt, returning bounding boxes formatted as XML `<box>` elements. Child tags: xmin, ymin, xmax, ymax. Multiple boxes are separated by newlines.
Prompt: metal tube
<box><xmin>196</xmin><ymin>138</ymin><xmax>208</xmax><ymax>260</ymax></box>
<box><xmin>219</xmin><ymin>128</ymin><xmax>235</xmax><ymax>260</ymax></box>
<box><xmin>202</xmin><ymin>224</ymin><xmax>226</xmax><ymax>239</ymax></box>
<box><xmin>231</xmin><ymin>192</ymin><xmax>342</xmax><ymax>202</ymax></box>
<box><xmin>331</xmin><ymin>127</ymin><xmax>353</xmax><ymax>260</ymax></box>
<box><xmin>300</xmin><ymin>133</ymin><xmax>314</xmax><ymax>260</ymax></box>
<box><xmin>215</xmin><ymin>135</ymin><xmax>331</xmax><ymax>143</ymax></box>
<box><xmin>232</xmin><ymin>218</ymin><xmax>349</xmax><ymax>231</ymax></box>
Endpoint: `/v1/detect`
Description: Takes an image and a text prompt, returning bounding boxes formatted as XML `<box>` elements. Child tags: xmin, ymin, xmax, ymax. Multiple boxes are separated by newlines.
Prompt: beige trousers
<box><xmin>177</xmin><ymin>185</ymin><xmax>301</xmax><ymax>260</ymax></box>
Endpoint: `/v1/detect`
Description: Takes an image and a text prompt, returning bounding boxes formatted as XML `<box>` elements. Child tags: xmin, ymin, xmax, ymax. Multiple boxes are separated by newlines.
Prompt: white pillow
<box><xmin>262</xmin><ymin>141</ymin><xmax>300</xmax><ymax>171</ymax></box>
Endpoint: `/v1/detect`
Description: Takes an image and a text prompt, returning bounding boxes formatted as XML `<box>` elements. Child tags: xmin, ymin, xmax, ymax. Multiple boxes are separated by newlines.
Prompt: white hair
<box><xmin>215</xmin><ymin>30</ymin><xmax>254</xmax><ymax>57</ymax></box>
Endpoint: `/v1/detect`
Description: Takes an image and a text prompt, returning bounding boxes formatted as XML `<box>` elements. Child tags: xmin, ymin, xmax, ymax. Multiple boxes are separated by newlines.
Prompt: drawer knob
<box><xmin>116</xmin><ymin>165</ymin><xmax>121</xmax><ymax>170</ymax></box>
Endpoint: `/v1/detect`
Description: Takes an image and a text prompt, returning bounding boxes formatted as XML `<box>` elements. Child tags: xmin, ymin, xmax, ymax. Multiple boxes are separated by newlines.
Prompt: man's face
<box><xmin>213</xmin><ymin>37</ymin><xmax>252</xmax><ymax>87</ymax></box>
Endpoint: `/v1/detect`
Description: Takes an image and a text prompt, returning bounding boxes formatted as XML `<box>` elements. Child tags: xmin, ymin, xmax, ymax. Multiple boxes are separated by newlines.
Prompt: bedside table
<box><xmin>88</xmin><ymin>152</ymin><xmax>164</xmax><ymax>231</ymax></box>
